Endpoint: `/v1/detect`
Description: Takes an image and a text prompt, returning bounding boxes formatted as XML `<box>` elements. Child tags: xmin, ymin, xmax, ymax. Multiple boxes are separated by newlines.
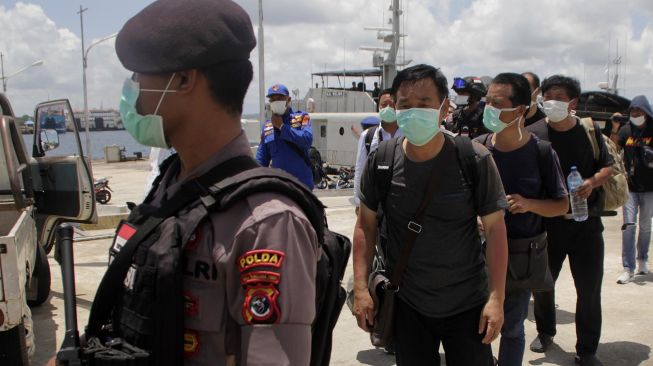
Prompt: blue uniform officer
<box><xmin>256</xmin><ymin>83</ymin><xmax>314</xmax><ymax>189</ymax></box>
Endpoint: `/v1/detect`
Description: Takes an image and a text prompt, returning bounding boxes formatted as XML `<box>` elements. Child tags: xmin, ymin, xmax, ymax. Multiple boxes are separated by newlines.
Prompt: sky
<box><xmin>0</xmin><ymin>0</ymin><xmax>652</xmax><ymax>117</ymax></box>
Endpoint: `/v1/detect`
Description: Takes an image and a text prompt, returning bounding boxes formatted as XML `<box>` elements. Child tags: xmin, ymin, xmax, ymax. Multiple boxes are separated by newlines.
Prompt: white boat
<box><xmin>248</xmin><ymin>0</ymin><xmax>407</xmax><ymax>168</ymax></box>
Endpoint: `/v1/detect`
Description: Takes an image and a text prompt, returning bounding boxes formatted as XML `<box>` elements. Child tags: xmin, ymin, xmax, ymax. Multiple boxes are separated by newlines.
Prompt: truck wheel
<box><xmin>27</xmin><ymin>243</ymin><xmax>51</xmax><ymax>307</ymax></box>
<box><xmin>0</xmin><ymin>321</ymin><xmax>29</xmax><ymax>365</ymax></box>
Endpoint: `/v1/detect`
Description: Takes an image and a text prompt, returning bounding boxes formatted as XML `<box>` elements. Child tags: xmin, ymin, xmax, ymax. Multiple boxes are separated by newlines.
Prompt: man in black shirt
<box><xmin>522</xmin><ymin>72</ymin><xmax>547</xmax><ymax>127</ymax></box>
<box><xmin>616</xmin><ymin>95</ymin><xmax>653</xmax><ymax>284</ymax></box>
<box><xmin>478</xmin><ymin>73</ymin><xmax>569</xmax><ymax>366</ymax></box>
<box><xmin>352</xmin><ymin>64</ymin><xmax>508</xmax><ymax>365</ymax></box>
<box><xmin>526</xmin><ymin>75</ymin><xmax>614</xmax><ymax>366</ymax></box>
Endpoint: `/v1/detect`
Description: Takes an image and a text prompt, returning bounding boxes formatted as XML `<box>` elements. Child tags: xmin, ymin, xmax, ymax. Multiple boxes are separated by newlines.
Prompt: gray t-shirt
<box><xmin>360</xmin><ymin>134</ymin><xmax>508</xmax><ymax>318</ymax></box>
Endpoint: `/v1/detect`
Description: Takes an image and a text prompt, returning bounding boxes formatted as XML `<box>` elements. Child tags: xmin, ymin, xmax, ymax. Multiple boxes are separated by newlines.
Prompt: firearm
<box><xmin>575</xmin><ymin>110</ymin><xmax>629</xmax><ymax>124</ymax></box>
<box><xmin>55</xmin><ymin>223</ymin><xmax>83</xmax><ymax>365</ymax></box>
<box><xmin>55</xmin><ymin>224</ymin><xmax>150</xmax><ymax>365</ymax></box>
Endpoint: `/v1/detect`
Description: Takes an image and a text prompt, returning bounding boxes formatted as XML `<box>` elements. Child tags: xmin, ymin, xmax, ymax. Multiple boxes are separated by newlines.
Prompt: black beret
<box><xmin>115</xmin><ymin>0</ymin><xmax>256</xmax><ymax>73</ymax></box>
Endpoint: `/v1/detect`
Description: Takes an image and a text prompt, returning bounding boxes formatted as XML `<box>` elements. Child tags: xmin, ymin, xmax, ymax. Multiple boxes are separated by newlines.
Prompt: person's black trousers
<box><xmin>395</xmin><ymin>296</ymin><xmax>494</xmax><ymax>366</ymax></box>
<box><xmin>533</xmin><ymin>216</ymin><xmax>604</xmax><ymax>356</ymax></box>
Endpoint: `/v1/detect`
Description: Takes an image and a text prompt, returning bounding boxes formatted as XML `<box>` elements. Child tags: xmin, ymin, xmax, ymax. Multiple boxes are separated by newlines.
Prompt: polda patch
<box><xmin>237</xmin><ymin>250</ymin><xmax>284</xmax><ymax>272</ymax></box>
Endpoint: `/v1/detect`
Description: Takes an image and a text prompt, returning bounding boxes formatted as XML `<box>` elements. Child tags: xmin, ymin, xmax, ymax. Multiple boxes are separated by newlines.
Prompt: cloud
<box><xmin>0</xmin><ymin>0</ymin><xmax>652</xmax><ymax>117</ymax></box>
<box><xmin>0</xmin><ymin>2</ymin><xmax>125</xmax><ymax>117</ymax></box>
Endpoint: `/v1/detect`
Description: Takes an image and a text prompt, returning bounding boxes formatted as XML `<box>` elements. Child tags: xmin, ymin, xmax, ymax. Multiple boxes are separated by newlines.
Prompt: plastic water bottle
<box><xmin>567</xmin><ymin>166</ymin><xmax>588</xmax><ymax>222</ymax></box>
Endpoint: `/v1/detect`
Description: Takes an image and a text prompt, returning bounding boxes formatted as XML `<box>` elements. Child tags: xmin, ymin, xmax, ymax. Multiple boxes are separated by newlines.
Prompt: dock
<box><xmin>31</xmin><ymin>159</ymin><xmax>653</xmax><ymax>366</ymax></box>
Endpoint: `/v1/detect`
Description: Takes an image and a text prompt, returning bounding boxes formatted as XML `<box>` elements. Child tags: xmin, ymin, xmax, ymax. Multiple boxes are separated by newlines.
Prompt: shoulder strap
<box><xmin>374</xmin><ymin>137</ymin><xmax>399</xmax><ymax>207</ymax></box>
<box><xmin>203</xmin><ymin>167</ymin><xmax>326</xmax><ymax>243</ymax></box>
<box><xmin>580</xmin><ymin>117</ymin><xmax>600</xmax><ymax>161</ymax></box>
<box><xmin>364</xmin><ymin>126</ymin><xmax>379</xmax><ymax>155</ymax></box>
<box><xmin>143</xmin><ymin>152</ymin><xmax>179</xmax><ymax>204</ymax></box>
<box><xmin>389</xmin><ymin>149</ymin><xmax>444</xmax><ymax>289</ymax></box>
<box><xmin>534</xmin><ymin>137</ymin><xmax>554</xmax><ymax>188</ymax></box>
<box><xmin>86</xmin><ymin>155</ymin><xmax>259</xmax><ymax>337</ymax></box>
<box><xmin>454</xmin><ymin>134</ymin><xmax>479</xmax><ymax>191</ymax></box>
<box><xmin>285</xmin><ymin>139</ymin><xmax>312</xmax><ymax>167</ymax></box>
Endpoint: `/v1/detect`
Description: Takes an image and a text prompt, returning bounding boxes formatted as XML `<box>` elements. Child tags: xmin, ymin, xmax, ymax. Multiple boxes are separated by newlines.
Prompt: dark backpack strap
<box><xmin>204</xmin><ymin>167</ymin><xmax>326</xmax><ymax>243</ymax></box>
<box><xmin>285</xmin><ymin>140</ymin><xmax>313</xmax><ymax>167</ymax></box>
<box><xmin>454</xmin><ymin>134</ymin><xmax>479</xmax><ymax>191</ymax></box>
<box><xmin>534</xmin><ymin>137</ymin><xmax>553</xmax><ymax>181</ymax></box>
<box><xmin>389</xmin><ymin>147</ymin><xmax>445</xmax><ymax>289</ymax></box>
<box><xmin>364</xmin><ymin>126</ymin><xmax>379</xmax><ymax>155</ymax></box>
<box><xmin>86</xmin><ymin>155</ymin><xmax>259</xmax><ymax>337</ymax></box>
<box><xmin>374</xmin><ymin>137</ymin><xmax>399</xmax><ymax>207</ymax></box>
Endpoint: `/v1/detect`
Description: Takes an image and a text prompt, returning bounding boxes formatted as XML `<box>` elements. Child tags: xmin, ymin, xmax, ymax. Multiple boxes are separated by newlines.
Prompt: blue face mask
<box><xmin>396</xmin><ymin>102</ymin><xmax>444</xmax><ymax>146</ymax></box>
<box><xmin>483</xmin><ymin>105</ymin><xmax>520</xmax><ymax>133</ymax></box>
<box><xmin>379</xmin><ymin>106</ymin><xmax>397</xmax><ymax>123</ymax></box>
<box><xmin>119</xmin><ymin>74</ymin><xmax>177</xmax><ymax>148</ymax></box>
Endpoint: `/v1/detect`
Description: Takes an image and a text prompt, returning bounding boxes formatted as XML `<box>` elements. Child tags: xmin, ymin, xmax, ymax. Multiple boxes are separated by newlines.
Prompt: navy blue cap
<box><xmin>116</xmin><ymin>0</ymin><xmax>256</xmax><ymax>73</ymax></box>
<box><xmin>267</xmin><ymin>84</ymin><xmax>289</xmax><ymax>97</ymax></box>
<box><xmin>360</xmin><ymin>116</ymin><xmax>380</xmax><ymax>128</ymax></box>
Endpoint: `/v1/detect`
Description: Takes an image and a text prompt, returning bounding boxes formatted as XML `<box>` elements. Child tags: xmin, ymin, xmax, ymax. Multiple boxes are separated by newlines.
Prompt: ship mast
<box><xmin>383</xmin><ymin>0</ymin><xmax>401</xmax><ymax>88</ymax></box>
<box><xmin>360</xmin><ymin>0</ymin><xmax>409</xmax><ymax>89</ymax></box>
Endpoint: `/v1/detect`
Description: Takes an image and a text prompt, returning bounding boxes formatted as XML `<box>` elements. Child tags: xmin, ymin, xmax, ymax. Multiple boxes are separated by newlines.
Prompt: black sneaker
<box><xmin>574</xmin><ymin>354</ymin><xmax>603</xmax><ymax>366</ymax></box>
<box><xmin>529</xmin><ymin>334</ymin><xmax>553</xmax><ymax>353</ymax></box>
<box><xmin>383</xmin><ymin>343</ymin><xmax>396</xmax><ymax>355</ymax></box>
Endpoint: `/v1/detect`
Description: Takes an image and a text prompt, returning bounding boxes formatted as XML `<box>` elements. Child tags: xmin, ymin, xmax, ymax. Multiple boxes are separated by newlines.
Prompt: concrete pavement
<box><xmin>30</xmin><ymin>160</ymin><xmax>653</xmax><ymax>365</ymax></box>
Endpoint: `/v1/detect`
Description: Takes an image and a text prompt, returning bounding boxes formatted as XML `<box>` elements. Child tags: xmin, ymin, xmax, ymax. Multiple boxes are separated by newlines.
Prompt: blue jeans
<box><xmin>622</xmin><ymin>192</ymin><xmax>653</xmax><ymax>271</ymax></box>
<box><xmin>497</xmin><ymin>289</ymin><xmax>531</xmax><ymax>366</ymax></box>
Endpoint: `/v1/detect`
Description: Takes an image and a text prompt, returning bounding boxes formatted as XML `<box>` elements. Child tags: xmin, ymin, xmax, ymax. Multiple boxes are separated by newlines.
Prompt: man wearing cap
<box><xmin>256</xmin><ymin>84</ymin><xmax>314</xmax><ymax>189</ymax></box>
<box><xmin>90</xmin><ymin>1</ymin><xmax>320</xmax><ymax>365</ymax></box>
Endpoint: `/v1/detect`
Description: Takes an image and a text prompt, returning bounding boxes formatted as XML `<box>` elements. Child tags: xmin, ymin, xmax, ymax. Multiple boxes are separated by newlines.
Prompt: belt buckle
<box><xmin>407</xmin><ymin>221</ymin><xmax>422</xmax><ymax>234</ymax></box>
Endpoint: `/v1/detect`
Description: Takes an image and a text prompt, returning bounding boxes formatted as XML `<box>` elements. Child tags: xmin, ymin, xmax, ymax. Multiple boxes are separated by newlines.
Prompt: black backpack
<box><xmin>374</xmin><ymin>133</ymin><xmax>554</xmax><ymax>206</ymax></box>
<box><xmin>87</xmin><ymin>154</ymin><xmax>351</xmax><ymax>366</ymax></box>
<box><xmin>364</xmin><ymin>125</ymin><xmax>381</xmax><ymax>155</ymax></box>
<box><xmin>373</xmin><ymin>134</ymin><xmax>480</xmax><ymax>207</ymax></box>
<box><xmin>308</xmin><ymin>146</ymin><xmax>326</xmax><ymax>184</ymax></box>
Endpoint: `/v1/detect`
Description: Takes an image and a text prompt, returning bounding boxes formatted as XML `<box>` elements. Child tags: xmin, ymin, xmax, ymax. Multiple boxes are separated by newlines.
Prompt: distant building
<box><xmin>72</xmin><ymin>109</ymin><xmax>123</xmax><ymax>130</ymax></box>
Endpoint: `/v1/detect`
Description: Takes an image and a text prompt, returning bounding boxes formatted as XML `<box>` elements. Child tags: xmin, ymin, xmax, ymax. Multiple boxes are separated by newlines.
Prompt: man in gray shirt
<box><xmin>352</xmin><ymin>64</ymin><xmax>509</xmax><ymax>365</ymax></box>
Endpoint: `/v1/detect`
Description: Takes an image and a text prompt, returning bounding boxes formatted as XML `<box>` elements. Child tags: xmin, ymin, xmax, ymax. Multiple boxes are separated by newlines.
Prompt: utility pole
<box><xmin>1</xmin><ymin>52</ymin><xmax>6</xmax><ymax>93</ymax></box>
<box><xmin>258</xmin><ymin>0</ymin><xmax>266</xmax><ymax>129</ymax></box>
<box><xmin>78</xmin><ymin>5</ymin><xmax>91</xmax><ymax>159</ymax></box>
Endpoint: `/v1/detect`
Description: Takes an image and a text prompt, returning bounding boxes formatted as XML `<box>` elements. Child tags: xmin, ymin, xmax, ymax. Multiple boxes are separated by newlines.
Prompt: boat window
<box><xmin>321</xmin><ymin>125</ymin><xmax>327</xmax><ymax>138</ymax></box>
<box><xmin>339</xmin><ymin>127</ymin><xmax>345</xmax><ymax>136</ymax></box>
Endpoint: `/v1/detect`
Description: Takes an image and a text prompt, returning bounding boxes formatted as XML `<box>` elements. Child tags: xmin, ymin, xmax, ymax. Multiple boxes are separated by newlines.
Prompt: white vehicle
<box><xmin>0</xmin><ymin>95</ymin><xmax>95</xmax><ymax>364</ymax></box>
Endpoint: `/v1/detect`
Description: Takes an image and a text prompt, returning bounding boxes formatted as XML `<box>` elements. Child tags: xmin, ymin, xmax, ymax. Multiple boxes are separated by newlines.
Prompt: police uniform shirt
<box><xmin>255</xmin><ymin>108</ymin><xmax>314</xmax><ymax>189</ymax></box>
<box><xmin>149</xmin><ymin>132</ymin><xmax>320</xmax><ymax>365</ymax></box>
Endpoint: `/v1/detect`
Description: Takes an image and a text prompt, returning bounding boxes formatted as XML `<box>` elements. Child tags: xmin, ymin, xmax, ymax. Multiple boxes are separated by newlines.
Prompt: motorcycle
<box><xmin>335</xmin><ymin>166</ymin><xmax>355</xmax><ymax>189</ymax></box>
<box><xmin>94</xmin><ymin>177</ymin><xmax>112</xmax><ymax>204</ymax></box>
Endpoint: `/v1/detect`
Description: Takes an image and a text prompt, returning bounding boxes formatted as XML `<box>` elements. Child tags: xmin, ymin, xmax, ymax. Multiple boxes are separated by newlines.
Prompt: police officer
<box><xmin>256</xmin><ymin>84</ymin><xmax>314</xmax><ymax>189</ymax></box>
<box><xmin>104</xmin><ymin>1</ymin><xmax>320</xmax><ymax>365</ymax></box>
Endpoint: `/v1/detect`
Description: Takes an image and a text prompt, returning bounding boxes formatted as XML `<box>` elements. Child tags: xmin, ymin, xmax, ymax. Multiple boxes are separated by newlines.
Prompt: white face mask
<box><xmin>454</xmin><ymin>95</ymin><xmax>469</xmax><ymax>106</ymax></box>
<box><xmin>543</xmin><ymin>100</ymin><xmax>570</xmax><ymax>123</ymax></box>
<box><xmin>631</xmin><ymin>115</ymin><xmax>647</xmax><ymax>127</ymax></box>
<box><xmin>270</xmin><ymin>100</ymin><xmax>288</xmax><ymax>115</ymax></box>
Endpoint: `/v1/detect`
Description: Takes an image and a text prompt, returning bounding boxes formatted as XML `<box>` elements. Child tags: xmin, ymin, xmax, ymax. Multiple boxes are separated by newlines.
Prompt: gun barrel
<box><xmin>56</xmin><ymin>223</ymin><xmax>82</xmax><ymax>365</ymax></box>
